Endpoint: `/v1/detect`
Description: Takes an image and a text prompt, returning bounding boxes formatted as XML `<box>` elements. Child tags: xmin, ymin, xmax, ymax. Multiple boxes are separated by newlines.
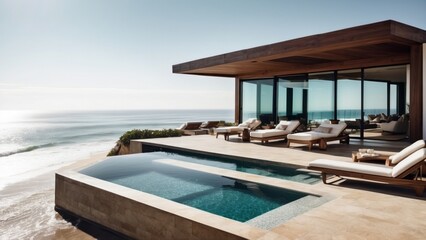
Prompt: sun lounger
<box><xmin>287</xmin><ymin>123</ymin><xmax>348</xmax><ymax>150</ymax></box>
<box><xmin>215</xmin><ymin>118</ymin><xmax>261</xmax><ymax>141</ymax></box>
<box><xmin>308</xmin><ymin>148</ymin><xmax>426</xmax><ymax>196</ymax></box>
<box><xmin>177</xmin><ymin>122</ymin><xmax>208</xmax><ymax>135</ymax></box>
<box><xmin>250</xmin><ymin>120</ymin><xmax>300</xmax><ymax>144</ymax></box>
<box><xmin>200</xmin><ymin>121</ymin><xmax>220</xmax><ymax>129</ymax></box>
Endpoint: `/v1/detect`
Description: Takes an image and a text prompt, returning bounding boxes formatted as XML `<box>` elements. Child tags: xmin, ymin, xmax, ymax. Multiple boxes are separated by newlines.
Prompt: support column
<box><xmin>410</xmin><ymin>44</ymin><xmax>423</xmax><ymax>142</ymax></box>
<box><xmin>235</xmin><ymin>77</ymin><xmax>241</xmax><ymax>123</ymax></box>
<box><xmin>423</xmin><ymin>43</ymin><xmax>426</xmax><ymax>139</ymax></box>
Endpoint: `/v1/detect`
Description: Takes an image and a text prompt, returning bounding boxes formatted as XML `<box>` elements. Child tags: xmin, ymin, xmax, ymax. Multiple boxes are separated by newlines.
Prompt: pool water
<box><xmin>80</xmin><ymin>153</ymin><xmax>308</xmax><ymax>222</ymax></box>
<box><xmin>144</xmin><ymin>149</ymin><xmax>320</xmax><ymax>184</ymax></box>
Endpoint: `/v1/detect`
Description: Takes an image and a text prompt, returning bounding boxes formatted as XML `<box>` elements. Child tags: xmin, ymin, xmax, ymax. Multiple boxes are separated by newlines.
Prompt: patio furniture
<box><xmin>250</xmin><ymin>120</ymin><xmax>300</xmax><ymax>144</ymax></box>
<box><xmin>345</xmin><ymin>119</ymin><xmax>378</xmax><ymax>132</ymax></box>
<box><xmin>215</xmin><ymin>119</ymin><xmax>261</xmax><ymax>141</ymax></box>
<box><xmin>308</xmin><ymin>148</ymin><xmax>426</xmax><ymax>196</ymax></box>
<box><xmin>353</xmin><ymin>139</ymin><xmax>426</xmax><ymax>166</ymax></box>
<box><xmin>286</xmin><ymin>123</ymin><xmax>348</xmax><ymax>150</ymax></box>
<box><xmin>381</xmin><ymin>114</ymin><xmax>409</xmax><ymax>134</ymax></box>
<box><xmin>177</xmin><ymin>122</ymin><xmax>208</xmax><ymax>135</ymax></box>
<box><xmin>200</xmin><ymin>121</ymin><xmax>220</xmax><ymax>134</ymax></box>
<box><xmin>352</xmin><ymin>151</ymin><xmax>389</xmax><ymax>163</ymax></box>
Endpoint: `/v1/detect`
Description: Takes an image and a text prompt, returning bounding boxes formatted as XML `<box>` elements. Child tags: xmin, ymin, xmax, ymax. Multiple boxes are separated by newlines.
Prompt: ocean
<box><xmin>0</xmin><ymin>109</ymin><xmax>234</xmax><ymax>191</ymax></box>
<box><xmin>0</xmin><ymin>109</ymin><xmax>234</xmax><ymax>239</ymax></box>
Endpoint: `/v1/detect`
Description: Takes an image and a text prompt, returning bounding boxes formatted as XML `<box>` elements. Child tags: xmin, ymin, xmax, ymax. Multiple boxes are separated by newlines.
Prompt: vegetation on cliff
<box><xmin>107</xmin><ymin>129</ymin><xmax>182</xmax><ymax>156</ymax></box>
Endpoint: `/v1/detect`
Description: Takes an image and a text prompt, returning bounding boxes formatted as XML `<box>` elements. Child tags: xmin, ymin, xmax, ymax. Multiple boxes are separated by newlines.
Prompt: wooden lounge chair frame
<box><xmin>251</xmin><ymin>134</ymin><xmax>290</xmax><ymax>144</ymax></box>
<box><xmin>287</xmin><ymin>130</ymin><xmax>349</xmax><ymax>150</ymax></box>
<box><xmin>308</xmin><ymin>160</ymin><xmax>426</xmax><ymax>196</ymax></box>
<box><xmin>216</xmin><ymin>130</ymin><xmax>241</xmax><ymax>141</ymax></box>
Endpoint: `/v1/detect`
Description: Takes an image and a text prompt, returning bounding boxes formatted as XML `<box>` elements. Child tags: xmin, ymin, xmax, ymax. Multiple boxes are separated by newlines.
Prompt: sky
<box><xmin>1</xmin><ymin>0</ymin><xmax>425</xmax><ymax>111</ymax></box>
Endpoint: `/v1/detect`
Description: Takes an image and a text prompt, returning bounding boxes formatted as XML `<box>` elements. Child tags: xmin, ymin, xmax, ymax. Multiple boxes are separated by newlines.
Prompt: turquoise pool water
<box><xmin>143</xmin><ymin>148</ymin><xmax>320</xmax><ymax>184</ymax></box>
<box><xmin>80</xmin><ymin>153</ymin><xmax>308</xmax><ymax>222</ymax></box>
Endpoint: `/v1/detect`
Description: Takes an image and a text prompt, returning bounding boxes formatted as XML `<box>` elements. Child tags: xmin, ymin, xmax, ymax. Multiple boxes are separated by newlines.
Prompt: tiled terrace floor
<box><xmin>133</xmin><ymin>135</ymin><xmax>426</xmax><ymax>239</ymax></box>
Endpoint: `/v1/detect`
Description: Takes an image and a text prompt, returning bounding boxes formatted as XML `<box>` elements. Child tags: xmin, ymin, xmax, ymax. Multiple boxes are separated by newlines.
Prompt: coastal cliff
<box><xmin>108</xmin><ymin>129</ymin><xmax>182</xmax><ymax>156</ymax></box>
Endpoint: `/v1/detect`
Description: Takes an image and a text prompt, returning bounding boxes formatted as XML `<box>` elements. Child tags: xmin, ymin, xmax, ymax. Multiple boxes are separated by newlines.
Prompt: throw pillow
<box><xmin>314</xmin><ymin>126</ymin><xmax>332</xmax><ymax>133</ymax></box>
<box><xmin>275</xmin><ymin>124</ymin><xmax>288</xmax><ymax>130</ymax></box>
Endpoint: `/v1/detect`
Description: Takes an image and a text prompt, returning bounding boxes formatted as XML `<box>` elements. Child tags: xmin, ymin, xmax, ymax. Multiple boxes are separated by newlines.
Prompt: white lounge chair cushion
<box><xmin>388</xmin><ymin>140</ymin><xmax>425</xmax><ymax>165</ymax></box>
<box><xmin>391</xmin><ymin>148</ymin><xmax>426</xmax><ymax>177</ymax></box>
<box><xmin>244</xmin><ymin>118</ymin><xmax>257</xmax><ymax>124</ymax></box>
<box><xmin>287</xmin><ymin>131</ymin><xmax>334</xmax><ymax>141</ymax></box>
<box><xmin>215</xmin><ymin>126</ymin><xmax>243</xmax><ymax>133</ymax></box>
<box><xmin>309</xmin><ymin>159</ymin><xmax>393</xmax><ymax>177</ymax></box>
<box><xmin>249</xmin><ymin>120</ymin><xmax>262</xmax><ymax>129</ymax></box>
<box><xmin>287</xmin><ymin>122</ymin><xmax>346</xmax><ymax>141</ymax></box>
<box><xmin>177</xmin><ymin>123</ymin><xmax>187</xmax><ymax>130</ymax></box>
<box><xmin>277</xmin><ymin>120</ymin><xmax>300</xmax><ymax>132</ymax></box>
<box><xmin>318</xmin><ymin>123</ymin><xmax>347</xmax><ymax>136</ymax></box>
<box><xmin>250</xmin><ymin>129</ymin><xmax>286</xmax><ymax>138</ymax></box>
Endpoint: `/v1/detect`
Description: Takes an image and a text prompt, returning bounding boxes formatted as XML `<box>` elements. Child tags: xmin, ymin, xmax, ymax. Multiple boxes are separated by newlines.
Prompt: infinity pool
<box><xmin>140</xmin><ymin>148</ymin><xmax>320</xmax><ymax>184</ymax></box>
<box><xmin>80</xmin><ymin>153</ymin><xmax>309</xmax><ymax>222</ymax></box>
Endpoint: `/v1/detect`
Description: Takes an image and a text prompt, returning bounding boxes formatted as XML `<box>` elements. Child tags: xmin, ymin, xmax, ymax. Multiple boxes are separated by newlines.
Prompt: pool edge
<box><xmin>55</xmin><ymin>170</ymin><xmax>279</xmax><ymax>240</ymax></box>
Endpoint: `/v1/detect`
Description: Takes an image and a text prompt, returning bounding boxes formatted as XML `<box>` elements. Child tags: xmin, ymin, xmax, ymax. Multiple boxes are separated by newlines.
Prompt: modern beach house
<box><xmin>55</xmin><ymin>20</ymin><xmax>426</xmax><ymax>240</ymax></box>
<box><xmin>173</xmin><ymin>20</ymin><xmax>426</xmax><ymax>142</ymax></box>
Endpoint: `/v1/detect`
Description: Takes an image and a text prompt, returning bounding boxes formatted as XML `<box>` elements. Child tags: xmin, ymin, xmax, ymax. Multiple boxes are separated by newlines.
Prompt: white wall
<box><xmin>423</xmin><ymin>43</ymin><xmax>426</xmax><ymax>139</ymax></box>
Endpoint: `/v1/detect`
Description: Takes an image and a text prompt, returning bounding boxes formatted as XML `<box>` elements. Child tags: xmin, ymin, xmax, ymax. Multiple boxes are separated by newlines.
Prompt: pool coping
<box><xmin>55</xmin><ymin>152</ymin><xmax>334</xmax><ymax>240</ymax></box>
<box><xmin>56</xmin><ymin>170</ymin><xmax>284</xmax><ymax>239</ymax></box>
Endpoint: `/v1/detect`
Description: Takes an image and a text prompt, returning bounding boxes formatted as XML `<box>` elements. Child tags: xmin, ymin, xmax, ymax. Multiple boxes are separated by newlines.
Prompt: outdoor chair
<box><xmin>250</xmin><ymin>120</ymin><xmax>300</xmax><ymax>144</ymax></box>
<box><xmin>308</xmin><ymin>148</ymin><xmax>426</xmax><ymax>196</ymax></box>
<box><xmin>287</xmin><ymin>123</ymin><xmax>349</xmax><ymax>150</ymax></box>
<box><xmin>177</xmin><ymin>122</ymin><xmax>208</xmax><ymax>136</ymax></box>
<box><xmin>215</xmin><ymin>118</ymin><xmax>261</xmax><ymax>141</ymax></box>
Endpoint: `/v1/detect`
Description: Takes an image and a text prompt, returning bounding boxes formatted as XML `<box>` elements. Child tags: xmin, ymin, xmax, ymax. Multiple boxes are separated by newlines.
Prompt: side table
<box><xmin>242</xmin><ymin>128</ymin><xmax>250</xmax><ymax>142</ymax></box>
<box><xmin>352</xmin><ymin>151</ymin><xmax>390</xmax><ymax>165</ymax></box>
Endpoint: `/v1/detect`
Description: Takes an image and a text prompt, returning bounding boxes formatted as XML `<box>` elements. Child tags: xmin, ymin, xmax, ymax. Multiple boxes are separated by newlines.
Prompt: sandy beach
<box><xmin>0</xmin><ymin>152</ymin><xmax>107</xmax><ymax>240</ymax></box>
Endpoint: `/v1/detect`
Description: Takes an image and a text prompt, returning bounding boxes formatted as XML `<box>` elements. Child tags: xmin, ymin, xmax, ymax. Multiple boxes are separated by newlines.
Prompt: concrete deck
<box><xmin>130</xmin><ymin>135</ymin><xmax>426</xmax><ymax>240</ymax></box>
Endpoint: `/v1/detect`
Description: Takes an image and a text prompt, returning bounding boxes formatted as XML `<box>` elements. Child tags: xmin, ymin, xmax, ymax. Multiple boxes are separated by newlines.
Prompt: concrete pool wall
<box><xmin>55</xmin><ymin>171</ymin><xmax>279</xmax><ymax>240</ymax></box>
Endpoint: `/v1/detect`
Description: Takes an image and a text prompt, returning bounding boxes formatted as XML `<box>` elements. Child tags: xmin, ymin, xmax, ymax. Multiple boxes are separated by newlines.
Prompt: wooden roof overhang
<box><xmin>173</xmin><ymin>20</ymin><xmax>426</xmax><ymax>79</ymax></box>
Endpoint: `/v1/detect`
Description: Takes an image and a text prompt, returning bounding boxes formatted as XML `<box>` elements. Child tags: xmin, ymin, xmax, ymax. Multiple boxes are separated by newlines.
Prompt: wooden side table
<box><xmin>352</xmin><ymin>151</ymin><xmax>390</xmax><ymax>165</ymax></box>
<box><xmin>242</xmin><ymin>128</ymin><xmax>250</xmax><ymax>142</ymax></box>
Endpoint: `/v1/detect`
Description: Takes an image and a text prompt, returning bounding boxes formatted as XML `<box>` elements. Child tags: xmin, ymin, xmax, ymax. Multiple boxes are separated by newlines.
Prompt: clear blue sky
<box><xmin>1</xmin><ymin>0</ymin><xmax>425</xmax><ymax>111</ymax></box>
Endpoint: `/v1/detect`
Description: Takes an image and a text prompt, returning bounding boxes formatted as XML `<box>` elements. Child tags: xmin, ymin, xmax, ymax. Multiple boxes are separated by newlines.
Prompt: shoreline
<box><xmin>0</xmin><ymin>151</ymin><xmax>108</xmax><ymax>239</ymax></box>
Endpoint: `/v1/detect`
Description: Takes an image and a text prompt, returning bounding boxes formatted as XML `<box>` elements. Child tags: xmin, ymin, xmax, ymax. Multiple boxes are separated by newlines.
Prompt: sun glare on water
<box><xmin>0</xmin><ymin>110</ymin><xmax>34</xmax><ymax>124</ymax></box>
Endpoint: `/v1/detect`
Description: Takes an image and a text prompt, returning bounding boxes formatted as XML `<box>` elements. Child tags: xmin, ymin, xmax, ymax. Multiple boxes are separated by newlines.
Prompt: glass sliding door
<box><xmin>390</xmin><ymin>84</ymin><xmax>397</xmax><ymax>115</ymax></box>
<box><xmin>364</xmin><ymin>65</ymin><xmax>408</xmax><ymax>139</ymax></box>
<box><xmin>308</xmin><ymin>72</ymin><xmax>335</xmax><ymax>123</ymax></box>
<box><xmin>337</xmin><ymin>69</ymin><xmax>362</xmax><ymax>137</ymax></box>
<box><xmin>240</xmin><ymin>79</ymin><xmax>273</xmax><ymax>123</ymax></box>
<box><xmin>363</xmin><ymin>80</ymin><xmax>387</xmax><ymax>116</ymax></box>
<box><xmin>277</xmin><ymin>80</ymin><xmax>287</xmax><ymax>119</ymax></box>
<box><xmin>276</xmin><ymin>75</ymin><xmax>307</xmax><ymax>125</ymax></box>
<box><xmin>241</xmin><ymin>81</ymin><xmax>258</xmax><ymax>121</ymax></box>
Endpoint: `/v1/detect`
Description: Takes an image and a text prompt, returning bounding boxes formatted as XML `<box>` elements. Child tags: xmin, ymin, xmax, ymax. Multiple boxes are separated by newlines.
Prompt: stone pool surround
<box><xmin>55</xmin><ymin>155</ymin><xmax>327</xmax><ymax>239</ymax></box>
<box><xmin>56</xmin><ymin>171</ymin><xmax>270</xmax><ymax>239</ymax></box>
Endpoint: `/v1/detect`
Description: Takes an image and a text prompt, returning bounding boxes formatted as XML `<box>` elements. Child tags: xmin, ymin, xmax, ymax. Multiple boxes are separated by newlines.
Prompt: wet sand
<box><xmin>0</xmin><ymin>152</ymin><xmax>107</xmax><ymax>240</ymax></box>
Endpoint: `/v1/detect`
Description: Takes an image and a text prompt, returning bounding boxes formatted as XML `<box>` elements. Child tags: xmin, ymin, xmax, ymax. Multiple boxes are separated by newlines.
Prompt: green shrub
<box><xmin>119</xmin><ymin>128</ymin><xmax>182</xmax><ymax>146</ymax></box>
<box><xmin>218</xmin><ymin>121</ymin><xmax>236</xmax><ymax>127</ymax></box>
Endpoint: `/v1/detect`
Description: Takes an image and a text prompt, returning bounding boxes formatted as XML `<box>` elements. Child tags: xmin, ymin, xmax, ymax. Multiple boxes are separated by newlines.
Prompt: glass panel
<box><xmin>292</xmin><ymin>88</ymin><xmax>303</xmax><ymax>115</ymax></box>
<box><xmin>308</xmin><ymin>72</ymin><xmax>334</xmax><ymax>123</ymax></box>
<box><xmin>390</xmin><ymin>84</ymin><xmax>397</xmax><ymax>115</ymax></box>
<box><xmin>258</xmin><ymin>80</ymin><xmax>274</xmax><ymax>124</ymax></box>
<box><xmin>241</xmin><ymin>79</ymin><xmax>273</xmax><ymax>123</ymax></box>
<box><xmin>363</xmin><ymin>80</ymin><xmax>387</xmax><ymax>118</ymax></box>
<box><xmin>337</xmin><ymin>69</ymin><xmax>361</xmax><ymax>121</ymax></box>
<box><xmin>241</xmin><ymin>81</ymin><xmax>257</xmax><ymax>121</ymax></box>
<box><xmin>277</xmin><ymin>82</ymin><xmax>287</xmax><ymax>118</ymax></box>
<box><xmin>277</xmin><ymin>75</ymin><xmax>307</xmax><ymax>122</ymax></box>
